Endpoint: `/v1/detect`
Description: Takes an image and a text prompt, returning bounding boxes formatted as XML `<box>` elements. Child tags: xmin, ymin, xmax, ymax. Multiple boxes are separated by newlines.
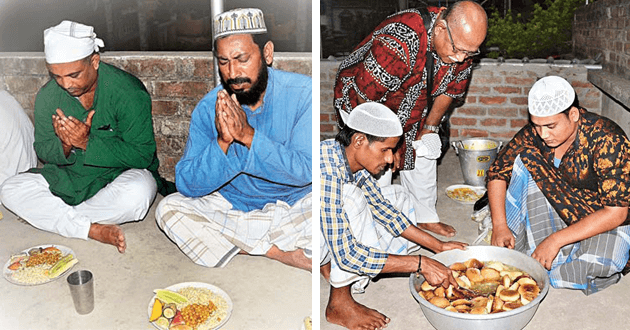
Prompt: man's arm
<box><xmin>488</xmin><ymin>179</ymin><xmax>515</xmax><ymax>249</ymax></box>
<box><xmin>176</xmin><ymin>96</ymin><xmax>245</xmax><ymax>197</ymax></box>
<box><xmin>533</xmin><ymin>206</ymin><xmax>627</xmax><ymax>270</ymax></box>
<box><xmin>420</xmin><ymin>94</ymin><xmax>452</xmax><ymax>136</ymax></box>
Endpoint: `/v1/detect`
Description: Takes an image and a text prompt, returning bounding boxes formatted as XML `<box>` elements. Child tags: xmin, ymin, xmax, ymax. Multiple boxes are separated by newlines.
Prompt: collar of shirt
<box><xmin>339</xmin><ymin>142</ymin><xmax>368</xmax><ymax>187</ymax></box>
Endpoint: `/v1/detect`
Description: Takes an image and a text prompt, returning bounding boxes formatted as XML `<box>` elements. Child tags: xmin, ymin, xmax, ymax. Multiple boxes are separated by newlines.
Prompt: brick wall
<box><xmin>320</xmin><ymin>60</ymin><xmax>602</xmax><ymax>141</ymax></box>
<box><xmin>573</xmin><ymin>0</ymin><xmax>630</xmax><ymax>136</ymax></box>
<box><xmin>574</xmin><ymin>0</ymin><xmax>630</xmax><ymax>80</ymax></box>
<box><xmin>0</xmin><ymin>52</ymin><xmax>312</xmax><ymax>181</ymax></box>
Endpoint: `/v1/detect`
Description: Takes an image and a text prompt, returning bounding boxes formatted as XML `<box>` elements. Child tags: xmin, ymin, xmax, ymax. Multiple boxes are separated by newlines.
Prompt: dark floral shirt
<box><xmin>487</xmin><ymin>108</ymin><xmax>630</xmax><ymax>226</ymax></box>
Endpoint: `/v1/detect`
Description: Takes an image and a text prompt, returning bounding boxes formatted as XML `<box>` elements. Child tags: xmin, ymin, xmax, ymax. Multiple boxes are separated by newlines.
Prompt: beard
<box><xmin>220</xmin><ymin>59</ymin><xmax>268</xmax><ymax>106</ymax></box>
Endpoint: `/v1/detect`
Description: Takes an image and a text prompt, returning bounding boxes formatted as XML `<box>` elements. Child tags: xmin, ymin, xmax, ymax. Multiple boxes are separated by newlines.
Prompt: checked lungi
<box><xmin>320</xmin><ymin>183</ymin><xmax>418</xmax><ymax>293</ymax></box>
<box><xmin>506</xmin><ymin>155</ymin><xmax>630</xmax><ymax>295</ymax></box>
<box><xmin>155</xmin><ymin>192</ymin><xmax>312</xmax><ymax>268</ymax></box>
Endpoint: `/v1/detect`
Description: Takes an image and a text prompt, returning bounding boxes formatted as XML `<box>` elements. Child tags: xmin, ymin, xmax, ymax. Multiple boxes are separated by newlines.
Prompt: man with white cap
<box><xmin>320</xmin><ymin>102</ymin><xmax>467</xmax><ymax>329</ymax></box>
<box><xmin>0</xmin><ymin>20</ymin><xmax>169</xmax><ymax>253</ymax></box>
<box><xmin>488</xmin><ymin>75</ymin><xmax>630</xmax><ymax>294</ymax></box>
<box><xmin>155</xmin><ymin>8</ymin><xmax>312</xmax><ymax>270</ymax></box>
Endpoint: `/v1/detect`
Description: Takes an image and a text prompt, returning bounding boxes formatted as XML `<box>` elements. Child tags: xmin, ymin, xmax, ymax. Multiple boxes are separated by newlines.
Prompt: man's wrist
<box><xmin>416</xmin><ymin>255</ymin><xmax>422</xmax><ymax>274</ymax></box>
<box><xmin>424</xmin><ymin>124</ymin><xmax>440</xmax><ymax>133</ymax></box>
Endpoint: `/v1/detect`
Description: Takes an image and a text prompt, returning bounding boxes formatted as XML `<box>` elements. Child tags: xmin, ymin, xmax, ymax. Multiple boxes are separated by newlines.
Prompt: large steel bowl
<box><xmin>409</xmin><ymin>246</ymin><xmax>549</xmax><ymax>330</ymax></box>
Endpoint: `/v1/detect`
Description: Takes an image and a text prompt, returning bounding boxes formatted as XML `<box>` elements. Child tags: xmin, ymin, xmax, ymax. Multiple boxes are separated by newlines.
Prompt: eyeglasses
<box><xmin>443</xmin><ymin>20</ymin><xmax>480</xmax><ymax>58</ymax></box>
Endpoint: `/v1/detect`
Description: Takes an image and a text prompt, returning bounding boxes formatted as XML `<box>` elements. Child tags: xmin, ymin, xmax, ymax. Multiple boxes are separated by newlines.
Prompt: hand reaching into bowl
<box><xmin>420</xmin><ymin>256</ymin><xmax>459</xmax><ymax>288</ymax></box>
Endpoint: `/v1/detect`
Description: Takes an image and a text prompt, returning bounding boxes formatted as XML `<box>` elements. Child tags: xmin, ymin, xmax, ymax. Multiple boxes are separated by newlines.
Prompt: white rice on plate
<box><xmin>11</xmin><ymin>264</ymin><xmax>50</xmax><ymax>285</ymax></box>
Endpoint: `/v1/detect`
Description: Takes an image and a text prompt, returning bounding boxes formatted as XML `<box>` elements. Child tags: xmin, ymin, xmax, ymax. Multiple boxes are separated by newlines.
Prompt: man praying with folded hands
<box><xmin>155</xmin><ymin>8</ymin><xmax>312</xmax><ymax>270</ymax></box>
<box><xmin>0</xmin><ymin>20</ymin><xmax>167</xmax><ymax>253</ymax></box>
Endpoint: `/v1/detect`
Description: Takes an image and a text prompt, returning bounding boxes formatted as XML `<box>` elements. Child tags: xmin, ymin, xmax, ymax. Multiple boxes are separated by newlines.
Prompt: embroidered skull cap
<box><xmin>528</xmin><ymin>76</ymin><xmax>575</xmax><ymax>117</ymax></box>
<box><xmin>339</xmin><ymin>102</ymin><xmax>402</xmax><ymax>137</ymax></box>
<box><xmin>213</xmin><ymin>8</ymin><xmax>267</xmax><ymax>41</ymax></box>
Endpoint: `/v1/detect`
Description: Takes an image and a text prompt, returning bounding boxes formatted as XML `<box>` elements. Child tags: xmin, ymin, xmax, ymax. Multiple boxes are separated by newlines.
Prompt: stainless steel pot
<box><xmin>409</xmin><ymin>246</ymin><xmax>549</xmax><ymax>330</ymax></box>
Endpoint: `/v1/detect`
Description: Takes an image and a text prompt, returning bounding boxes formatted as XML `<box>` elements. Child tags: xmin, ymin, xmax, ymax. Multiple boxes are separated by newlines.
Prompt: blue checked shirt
<box><xmin>320</xmin><ymin>139</ymin><xmax>413</xmax><ymax>276</ymax></box>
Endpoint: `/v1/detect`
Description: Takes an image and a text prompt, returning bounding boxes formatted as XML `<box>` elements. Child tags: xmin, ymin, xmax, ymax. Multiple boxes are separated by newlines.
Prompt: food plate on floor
<box><xmin>148</xmin><ymin>282</ymin><xmax>233</xmax><ymax>330</ymax></box>
<box><xmin>3</xmin><ymin>244</ymin><xmax>78</xmax><ymax>285</ymax></box>
<box><xmin>445</xmin><ymin>184</ymin><xmax>486</xmax><ymax>204</ymax></box>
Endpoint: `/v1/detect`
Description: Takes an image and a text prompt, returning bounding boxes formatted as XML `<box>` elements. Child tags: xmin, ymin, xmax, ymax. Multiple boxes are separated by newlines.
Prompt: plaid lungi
<box><xmin>155</xmin><ymin>192</ymin><xmax>312</xmax><ymax>268</ymax></box>
<box><xmin>320</xmin><ymin>183</ymin><xmax>418</xmax><ymax>293</ymax></box>
<box><xmin>507</xmin><ymin>155</ymin><xmax>630</xmax><ymax>295</ymax></box>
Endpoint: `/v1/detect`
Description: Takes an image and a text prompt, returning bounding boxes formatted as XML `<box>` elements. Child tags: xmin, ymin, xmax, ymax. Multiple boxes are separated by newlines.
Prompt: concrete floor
<box><xmin>0</xmin><ymin>195</ymin><xmax>311</xmax><ymax>330</ymax></box>
<box><xmin>319</xmin><ymin>149</ymin><xmax>630</xmax><ymax>330</ymax></box>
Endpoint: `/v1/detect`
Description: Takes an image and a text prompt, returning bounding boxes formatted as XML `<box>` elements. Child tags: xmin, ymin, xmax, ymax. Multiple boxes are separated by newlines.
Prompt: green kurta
<box><xmin>32</xmin><ymin>62</ymin><xmax>163</xmax><ymax>206</ymax></box>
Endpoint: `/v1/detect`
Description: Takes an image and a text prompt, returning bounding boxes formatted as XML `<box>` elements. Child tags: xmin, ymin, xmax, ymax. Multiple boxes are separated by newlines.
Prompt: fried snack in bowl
<box><xmin>410</xmin><ymin>246</ymin><xmax>549</xmax><ymax>330</ymax></box>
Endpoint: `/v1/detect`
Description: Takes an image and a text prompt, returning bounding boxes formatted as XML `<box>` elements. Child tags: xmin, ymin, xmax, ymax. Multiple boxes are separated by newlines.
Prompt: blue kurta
<box><xmin>176</xmin><ymin>67</ymin><xmax>312</xmax><ymax>212</ymax></box>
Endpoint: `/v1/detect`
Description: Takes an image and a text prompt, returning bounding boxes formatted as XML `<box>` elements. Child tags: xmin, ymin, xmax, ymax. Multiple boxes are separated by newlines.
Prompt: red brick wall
<box><xmin>320</xmin><ymin>60</ymin><xmax>602</xmax><ymax>141</ymax></box>
<box><xmin>0</xmin><ymin>52</ymin><xmax>312</xmax><ymax>181</ymax></box>
<box><xmin>574</xmin><ymin>0</ymin><xmax>630</xmax><ymax>80</ymax></box>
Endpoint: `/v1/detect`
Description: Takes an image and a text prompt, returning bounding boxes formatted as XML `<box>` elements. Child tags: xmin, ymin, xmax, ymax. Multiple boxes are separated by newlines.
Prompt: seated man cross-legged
<box><xmin>0</xmin><ymin>21</ymin><xmax>167</xmax><ymax>253</ymax></box>
<box><xmin>488</xmin><ymin>76</ymin><xmax>630</xmax><ymax>295</ymax></box>
<box><xmin>320</xmin><ymin>102</ymin><xmax>467</xmax><ymax>330</ymax></box>
<box><xmin>155</xmin><ymin>8</ymin><xmax>312</xmax><ymax>270</ymax></box>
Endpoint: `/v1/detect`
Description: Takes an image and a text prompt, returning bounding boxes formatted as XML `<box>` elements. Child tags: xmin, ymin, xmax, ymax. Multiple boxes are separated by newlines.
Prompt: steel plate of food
<box><xmin>3</xmin><ymin>244</ymin><xmax>78</xmax><ymax>285</ymax></box>
<box><xmin>148</xmin><ymin>282</ymin><xmax>232</xmax><ymax>330</ymax></box>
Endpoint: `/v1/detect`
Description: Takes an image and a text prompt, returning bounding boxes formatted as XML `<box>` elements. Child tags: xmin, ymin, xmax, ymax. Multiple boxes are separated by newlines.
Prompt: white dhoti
<box><xmin>0</xmin><ymin>169</ymin><xmax>157</xmax><ymax>239</ymax></box>
<box><xmin>0</xmin><ymin>90</ymin><xmax>37</xmax><ymax>191</ymax></box>
<box><xmin>155</xmin><ymin>192</ymin><xmax>312</xmax><ymax>268</ymax></box>
<box><xmin>378</xmin><ymin>145</ymin><xmax>440</xmax><ymax>224</ymax></box>
<box><xmin>320</xmin><ymin>184</ymin><xmax>418</xmax><ymax>293</ymax></box>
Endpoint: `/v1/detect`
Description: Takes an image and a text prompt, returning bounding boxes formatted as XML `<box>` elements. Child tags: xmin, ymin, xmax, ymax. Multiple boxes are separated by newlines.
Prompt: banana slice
<box><xmin>433</xmin><ymin>286</ymin><xmax>446</xmax><ymax>298</ymax></box>
<box><xmin>465</xmin><ymin>258</ymin><xmax>484</xmax><ymax>269</ymax></box>
<box><xmin>445</xmin><ymin>305</ymin><xmax>458</xmax><ymax>313</ymax></box>
<box><xmin>421</xmin><ymin>281</ymin><xmax>436</xmax><ymax>291</ymax></box>
<box><xmin>470</xmin><ymin>306</ymin><xmax>488</xmax><ymax>315</ymax></box>
<box><xmin>465</xmin><ymin>268</ymin><xmax>484</xmax><ymax>283</ymax></box>
<box><xmin>481</xmin><ymin>268</ymin><xmax>501</xmax><ymax>281</ymax></box>
<box><xmin>429</xmin><ymin>296</ymin><xmax>451</xmax><ymax>309</ymax></box>
<box><xmin>456</xmin><ymin>275</ymin><xmax>472</xmax><ymax>289</ymax></box>
<box><xmin>518</xmin><ymin>283</ymin><xmax>540</xmax><ymax>297</ymax></box>
<box><xmin>498</xmin><ymin>289</ymin><xmax>520</xmax><ymax>302</ymax></box>
<box><xmin>450</xmin><ymin>262</ymin><xmax>467</xmax><ymax>272</ymax></box>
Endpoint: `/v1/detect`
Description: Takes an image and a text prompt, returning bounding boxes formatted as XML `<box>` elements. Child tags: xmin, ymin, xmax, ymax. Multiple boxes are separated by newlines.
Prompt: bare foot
<box><xmin>265</xmin><ymin>246</ymin><xmax>312</xmax><ymax>271</ymax></box>
<box><xmin>88</xmin><ymin>223</ymin><xmax>126</xmax><ymax>253</ymax></box>
<box><xmin>326</xmin><ymin>286</ymin><xmax>390</xmax><ymax>330</ymax></box>
<box><xmin>419</xmin><ymin>222</ymin><xmax>456</xmax><ymax>237</ymax></box>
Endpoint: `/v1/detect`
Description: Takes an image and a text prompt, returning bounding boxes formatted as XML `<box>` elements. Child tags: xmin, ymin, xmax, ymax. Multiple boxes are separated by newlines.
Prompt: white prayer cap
<box><xmin>213</xmin><ymin>8</ymin><xmax>267</xmax><ymax>41</ymax></box>
<box><xmin>339</xmin><ymin>102</ymin><xmax>402</xmax><ymax>137</ymax></box>
<box><xmin>528</xmin><ymin>76</ymin><xmax>575</xmax><ymax>117</ymax></box>
<box><xmin>44</xmin><ymin>20</ymin><xmax>104</xmax><ymax>64</ymax></box>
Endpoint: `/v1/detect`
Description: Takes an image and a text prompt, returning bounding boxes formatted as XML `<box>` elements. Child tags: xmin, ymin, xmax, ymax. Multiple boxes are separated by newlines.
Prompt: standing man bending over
<box><xmin>0</xmin><ymin>21</ymin><xmax>166</xmax><ymax>253</ymax></box>
<box><xmin>488</xmin><ymin>76</ymin><xmax>630</xmax><ymax>294</ymax></box>
<box><xmin>155</xmin><ymin>8</ymin><xmax>312</xmax><ymax>270</ymax></box>
<box><xmin>334</xmin><ymin>1</ymin><xmax>487</xmax><ymax>238</ymax></box>
<box><xmin>320</xmin><ymin>102</ymin><xmax>467</xmax><ymax>330</ymax></box>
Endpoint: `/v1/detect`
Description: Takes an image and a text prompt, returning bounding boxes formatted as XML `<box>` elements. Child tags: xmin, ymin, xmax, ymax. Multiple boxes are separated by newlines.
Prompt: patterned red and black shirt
<box><xmin>333</xmin><ymin>7</ymin><xmax>473</xmax><ymax>170</ymax></box>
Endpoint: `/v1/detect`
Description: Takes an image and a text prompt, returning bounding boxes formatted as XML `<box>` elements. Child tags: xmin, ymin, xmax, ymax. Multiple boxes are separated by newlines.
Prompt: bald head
<box><xmin>443</xmin><ymin>1</ymin><xmax>488</xmax><ymax>47</ymax></box>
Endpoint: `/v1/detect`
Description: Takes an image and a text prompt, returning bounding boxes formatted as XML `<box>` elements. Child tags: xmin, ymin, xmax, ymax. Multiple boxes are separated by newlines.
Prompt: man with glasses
<box><xmin>333</xmin><ymin>1</ymin><xmax>488</xmax><ymax>239</ymax></box>
<box><xmin>488</xmin><ymin>76</ymin><xmax>630</xmax><ymax>295</ymax></box>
